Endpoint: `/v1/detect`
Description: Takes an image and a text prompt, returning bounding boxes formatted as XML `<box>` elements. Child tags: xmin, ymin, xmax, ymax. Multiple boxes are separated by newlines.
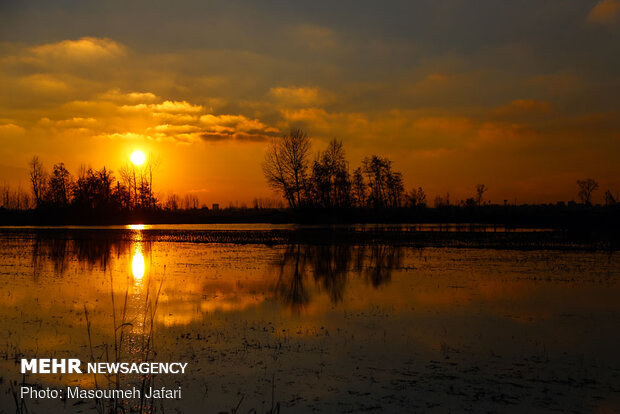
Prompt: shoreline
<box><xmin>0</xmin><ymin>225</ymin><xmax>617</xmax><ymax>251</ymax></box>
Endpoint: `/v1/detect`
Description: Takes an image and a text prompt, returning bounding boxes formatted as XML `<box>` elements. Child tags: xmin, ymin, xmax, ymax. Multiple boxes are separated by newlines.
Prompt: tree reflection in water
<box><xmin>30</xmin><ymin>234</ymin><xmax>151</xmax><ymax>277</ymax></box>
<box><xmin>273</xmin><ymin>244</ymin><xmax>403</xmax><ymax>312</ymax></box>
<box><xmin>28</xmin><ymin>233</ymin><xmax>403</xmax><ymax>312</ymax></box>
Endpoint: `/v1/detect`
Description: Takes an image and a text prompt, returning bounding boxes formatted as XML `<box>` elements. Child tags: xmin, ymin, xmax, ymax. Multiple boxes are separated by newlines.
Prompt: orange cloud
<box><xmin>587</xmin><ymin>0</ymin><xmax>620</xmax><ymax>25</ymax></box>
<box><xmin>0</xmin><ymin>123</ymin><xmax>25</xmax><ymax>136</ymax></box>
<box><xmin>199</xmin><ymin>114</ymin><xmax>278</xmax><ymax>141</ymax></box>
<box><xmin>97</xmin><ymin>89</ymin><xmax>158</xmax><ymax>104</ymax></box>
<box><xmin>294</xmin><ymin>24</ymin><xmax>337</xmax><ymax>51</ymax></box>
<box><xmin>123</xmin><ymin>100</ymin><xmax>204</xmax><ymax>114</ymax></box>
<box><xmin>29</xmin><ymin>37</ymin><xmax>126</xmax><ymax>62</ymax></box>
<box><xmin>493</xmin><ymin>99</ymin><xmax>553</xmax><ymax>117</ymax></box>
<box><xmin>413</xmin><ymin>116</ymin><xmax>473</xmax><ymax>134</ymax></box>
<box><xmin>269</xmin><ymin>86</ymin><xmax>333</xmax><ymax>106</ymax></box>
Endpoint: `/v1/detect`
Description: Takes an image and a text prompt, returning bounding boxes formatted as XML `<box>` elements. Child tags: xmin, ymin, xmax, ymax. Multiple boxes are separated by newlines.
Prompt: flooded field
<box><xmin>0</xmin><ymin>226</ymin><xmax>619</xmax><ymax>413</ymax></box>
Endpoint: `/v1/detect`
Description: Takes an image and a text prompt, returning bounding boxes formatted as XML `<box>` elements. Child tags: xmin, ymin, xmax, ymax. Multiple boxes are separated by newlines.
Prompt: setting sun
<box><xmin>130</xmin><ymin>150</ymin><xmax>146</xmax><ymax>166</ymax></box>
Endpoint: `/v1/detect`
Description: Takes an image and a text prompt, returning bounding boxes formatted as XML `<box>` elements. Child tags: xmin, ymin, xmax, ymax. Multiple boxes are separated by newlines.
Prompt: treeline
<box><xmin>263</xmin><ymin>129</ymin><xmax>428</xmax><ymax>209</ymax></box>
<box><xmin>263</xmin><ymin>129</ymin><xmax>619</xmax><ymax>210</ymax></box>
<box><xmin>0</xmin><ymin>130</ymin><xmax>616</xmax><ymax>225</ymax></box>
<box><xmin>27</xmin><ymin>157</ymin><xmax>157</xmax><ymax>212</ymax></box>
<box><xmin>0</xmin><ymin>183</ymin><xmax>33</xmax><ymax>210</ymax></box>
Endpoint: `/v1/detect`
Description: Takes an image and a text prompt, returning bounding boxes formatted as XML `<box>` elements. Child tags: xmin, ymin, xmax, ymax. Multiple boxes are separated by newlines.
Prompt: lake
<box><xmin>0</xmin><ymin>226</ymin><xmax>619</xmax><ymax>413</ymax></box>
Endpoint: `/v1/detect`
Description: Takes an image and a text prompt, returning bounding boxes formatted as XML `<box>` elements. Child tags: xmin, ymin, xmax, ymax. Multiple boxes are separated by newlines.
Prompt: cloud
<box><xmin>269</xmin><ymin>86</ymin><xmax>334</xmax><ymax>107</ymax></box>
<box><xmin>122</xmin><ymin>100</ymin><xmax>203</xmax><ymax>114</ymax></box>
<box><xmin>199</xmin><ymin>114</ymin><xmax>278</xmax><ymax>141</ymax></box>
<box><xmin>294</xmin><ymin>24</ymin><xmax>337</xmax><ymax>51</ymax></box>
<box><xmin>523</xmin><ymin>73</ymin><xmax>582</xmax><ymax>96</ymax></box>
<box><xmin>493</xmin><ymin>99</ymin><xmax>553</xmax><ymax>118</ymax></box>
<box><xmin>97</xmin><ymin>89</ymin><xmax>158</xmax><ymax>104</ymax></box>
<box><xmin>413</xmin><ymin>116</ymin><xmax>473</xmax><ymax>134</ymax></box>
<box><xmin>587</xmin><ymin>0</ymin><xmax>620</xmax><ymax>25</ymax></box>
<box><xmin>29</xmin><ymin>37</ymin><xmax>126</xmax><ymax>62</ymax></box>
<box><xmin>17</xmin><ymin>74</ymin><xmax>72</xmax><ymax>95</ymax></box>
<box><xmin>0</xmin><ymin>123</ymin><xmax>26</xmax><ymax>136</ymax></box>
<box><xmin>153</xmin><ymin>100</ymin><xmax>203</xmax><ymax>113</ymax></box>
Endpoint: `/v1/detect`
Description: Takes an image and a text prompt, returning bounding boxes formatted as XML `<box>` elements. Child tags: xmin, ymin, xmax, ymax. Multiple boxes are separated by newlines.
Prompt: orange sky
<box><xmin>1</xmin><ymin>1</ymin><xmax>619</xmax><ymax>205</ymax></box>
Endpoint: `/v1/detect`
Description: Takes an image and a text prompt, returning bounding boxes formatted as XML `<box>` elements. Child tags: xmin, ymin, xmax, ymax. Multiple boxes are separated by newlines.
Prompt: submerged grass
<box><xmin>2</xmin><ymin>227</ymin><xmax>618</xmax><ymax>251</ymax></box>
<box><xmin>83</xmin><ymin>266</ymin><xmax>166</xmax><ymax>413</ymax></box>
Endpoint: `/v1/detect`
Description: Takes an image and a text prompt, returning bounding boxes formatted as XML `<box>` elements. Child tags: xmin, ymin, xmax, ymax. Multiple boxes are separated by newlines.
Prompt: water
<box><xmin>0</xmin><ymin>227</ymin><xmax>619</xmax><ymax>413</ymax></box>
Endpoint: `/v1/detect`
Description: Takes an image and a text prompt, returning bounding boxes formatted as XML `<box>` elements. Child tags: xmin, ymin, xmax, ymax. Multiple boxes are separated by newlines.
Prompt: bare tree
<box><xmin>475</xmin><ymin>184</ymin><xmax>487</xmax><ymax>206</ymax></box>
<box><xmin>386</xmin><ymin>171</ymin><xmax>404</xmax><ymax>208</ymax></box>
<box><xmin>362</xmin><ymin>156</ymin><xmax>404</xmax><ymax>208</ymax></box>
<box><xmin>308</xmin><ymin>139</ymin><xmax>352</xmax><ymax>208</ymax></box>
<box><xmin>577</xmin><ymin>179</ymin><xmax>599</xmax><ymax>205</ymax></box>
<box><xmin>145</xmin><ymin>153</ymin><xmax>161</xmax><ymax>208</ymax></box>
<box><xmin>29</xmin><ymin>156</ymin><xmax>47</xmax><ymax>207</ymax></box>
<box><xmin>119</xmin><ymin>163</ymin><xmax>136</xmax><ymax>207</ymax></box>
<box><xmin>0</xmin><ymin>184</ymin><xmax>31</xmax><ymax>209</ymax></box>
<box><xmin>163</xmin><ymin>193</ymin><xmax>179</xmax><ymax>210</ymax></box>
<box><xmin>262</xmin><ymin>129</ymin><xmax>311</xmax><ymax>208</ymax></box>
<box><xmin>407</xmin><ymin>187</ymin><xmax>426</xmax><ymax>207</ymax></box>
<box><xmin>434</xmin><ymin>192</ymin><xmax>450</xmax><ymax>208</ymax></box>
<box><xmin>604</xmin><ymin>190</ymin><xmax>617</xmax><ymax>206</ymax></box>
<box><xmin>47</xmin><ymin>163</ymin><xmax>72</xmax><ymax>207</ymax></box>
<box><xmin>183</xmin><ymin>194</ymin><xmax>199</xmax><ymax>209</ymax></box>
<box><xmin>352</xmin><ymin>167</ymin><xmax>366</xmax><ymax>207</ymax></box>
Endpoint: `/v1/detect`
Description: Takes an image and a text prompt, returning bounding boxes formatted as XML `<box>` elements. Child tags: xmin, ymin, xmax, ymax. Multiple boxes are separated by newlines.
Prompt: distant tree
<box><xmin>362</xmin><ymin>156</ymin><xmax>389</xmax><ymax>208</ymax></box>
<box><xmin>352</xmin><ymin>167</ymin><xmax>366</xmax><ymax>207</ymax></box>
<box><xmin>118</xmin><ymin>160</ymin><xmax>158</xmax><ymax>209</ymax></box>
<box><xmin>183</xmin><ymin>194</ymin><xmax>200</xmax><ymax>210</ymax></box>
<box><xmin>143</xmin><ymin>154</ymin><xmax>160</xmax><ymax>208</ymax></box>
<box><xmin>577</xmin><ymin>179</ymin><xmax>599</xmax><ymax>205</ymax></box>
<box><xmin>119</xmin><ymin>163</ymin><xmax>137</xmax><ymax>207</ymax></box>
<box><xmin>463</xmin><ymin>197</ymin><xmax>477</xmax><ymax>208</ymax></box>
<box><xmin>475</xmin><ymin>184</ymin><xmax>487</xmax><ymax>206</ymax></box>
<box><xmin>604</xmin><ymin>190</ymin><xmax>617</xmax><ymax>206</ymax></box>
<box><xmin>407</xmin><ymin>187</ymin><xmax>426</xmax><ymax>207</ymax></box>
<box><xmin>29</xmin><ymin>156</ymin><xmax>47</xmax><ymax>207</ymax></box>
<box><xmin>0</xmin><ymin>184</ymin><xmax>32</xmax><ymax>210</ymax></box>
<box><xmin>434</xmin><ymin>192</ymin><xmax>450</xmax><ymax>208</ymax></box>
<box><xmin>308</xmin><ymin>139</ymin><xmax>351</xmax><ymax>208</ymax></box>
<box><xmin>164</xmin><ymin>193</ymin><xmax>180</xmax><ymax>210</ymax></box>
<box><xmin>112</xmin><ymin>181</ymin><xmax>131</xmax><ymax>210</ymax></box>
<box><xmin>252</xmin><ymin>197</ymin><xmax>283</xmax><ymax>209</ymax></box>
<box><xmin>136</xmin><ymin>179</ymin><xmax>157</xmax><ymax>208</ymax></box>
<box><xmin>73</xmin><ymin>166</ymin><xmax>114</xmax><ymax>210</ymax></box>
<box><xmin>385</xmin><ymin>171</ymin><xmax>405</xmax><ymax>208</ymax></box>
<box><xmin>361</xmin><ymin>156</ymin><xmax>404</xmax><ymax>208</ymax></box>
<box><xmin>47</xmin><ymin>163</ymin><xmax>72</xmax><ymax>207</ymax></box>
<box><xmin>263</xmin><ymin>129</ymin><xmax>311</xmax><ymax>208</ymax></box>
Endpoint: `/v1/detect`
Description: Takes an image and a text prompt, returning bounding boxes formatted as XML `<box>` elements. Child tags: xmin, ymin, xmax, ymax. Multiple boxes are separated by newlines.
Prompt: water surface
<box><xmin>0</xmin><ymin>228</ymin><xmax>618</xmax><ymax>413</ymax></box>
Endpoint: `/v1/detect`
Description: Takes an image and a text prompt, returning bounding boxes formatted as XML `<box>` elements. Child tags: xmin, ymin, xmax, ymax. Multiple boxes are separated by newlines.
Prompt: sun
<box><xmin>130</xmin><ymin>150</ymin><xmax>146</xmax><ymax>166</ymax></box>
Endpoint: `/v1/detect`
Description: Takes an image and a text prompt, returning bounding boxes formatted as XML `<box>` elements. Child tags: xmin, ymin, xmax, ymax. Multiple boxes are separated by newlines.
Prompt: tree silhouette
<box><xmin>47</xmin><ymin>163</ymin><xmax>72</xmax><ymax>207</ymax></box>
<box><xmin>577</xmin><ymin>179</ymin><xmax>599</xmax><ymax>205</ymax></box>
<box><xmin>475</xmin><ymin>184</ymin><xmax>488</xmax><ymax>206</ymax></box>
<box><xmin>604</xmin><ymin>190</ymin><xmax>617</xmax><ymax>206</ymax></box>
<box><xmin>352</xmin><ymin>167</ymin><xmax>366</xmax><ymax>207</ymax></box>
<box><xmin>308</xmin><ymin>139</ymin><xmax>351</xmax><ymax>208</ymax></box>
<box><xmin>29</xmin><ymin>156</ymin><xmax>47</xmax><ymax>207</ymax></box>
<box><xmin>73</xmin><ymin>166</ymin><xmax>115</xmax><ymax>210</ymax></box>
<box><xmin>362</xmin><ymin>156</ymin><xmax>404</xmax><ymax>208</ymax></box>
<box><xmin>262</xmin><ymin>129</ymin><xmax>311</xmax><ymax>208</ymax></box>
<box><xmin>407</xmin><ymin>187</ymin><xmax>427</xmax><ymax>207</ymax></box>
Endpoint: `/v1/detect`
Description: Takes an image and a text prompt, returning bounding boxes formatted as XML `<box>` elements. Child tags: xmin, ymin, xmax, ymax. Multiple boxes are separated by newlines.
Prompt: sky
<box><xmin>1</xmin><ymin>0</ymin><xmax>619</xmax><ymax>205</ymax></box>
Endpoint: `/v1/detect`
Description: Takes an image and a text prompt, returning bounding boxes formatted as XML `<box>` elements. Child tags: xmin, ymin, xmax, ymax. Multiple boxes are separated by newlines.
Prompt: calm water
<box><xmin>0</xmin><ymin>227</ymin><xmax>619</xmax><ymax>413</ymax></box>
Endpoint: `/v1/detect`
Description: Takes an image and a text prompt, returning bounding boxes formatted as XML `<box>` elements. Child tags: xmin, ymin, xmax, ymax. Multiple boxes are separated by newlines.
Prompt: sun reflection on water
<box><xmin>130</xmin><ymin>225</ymin><xmax>146</xmax><ymax>283</ymax></box>
<box><xmin>132</xmin><ymin>250</ymin><xmax>145</xmax><ymax>280</ymax></box>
